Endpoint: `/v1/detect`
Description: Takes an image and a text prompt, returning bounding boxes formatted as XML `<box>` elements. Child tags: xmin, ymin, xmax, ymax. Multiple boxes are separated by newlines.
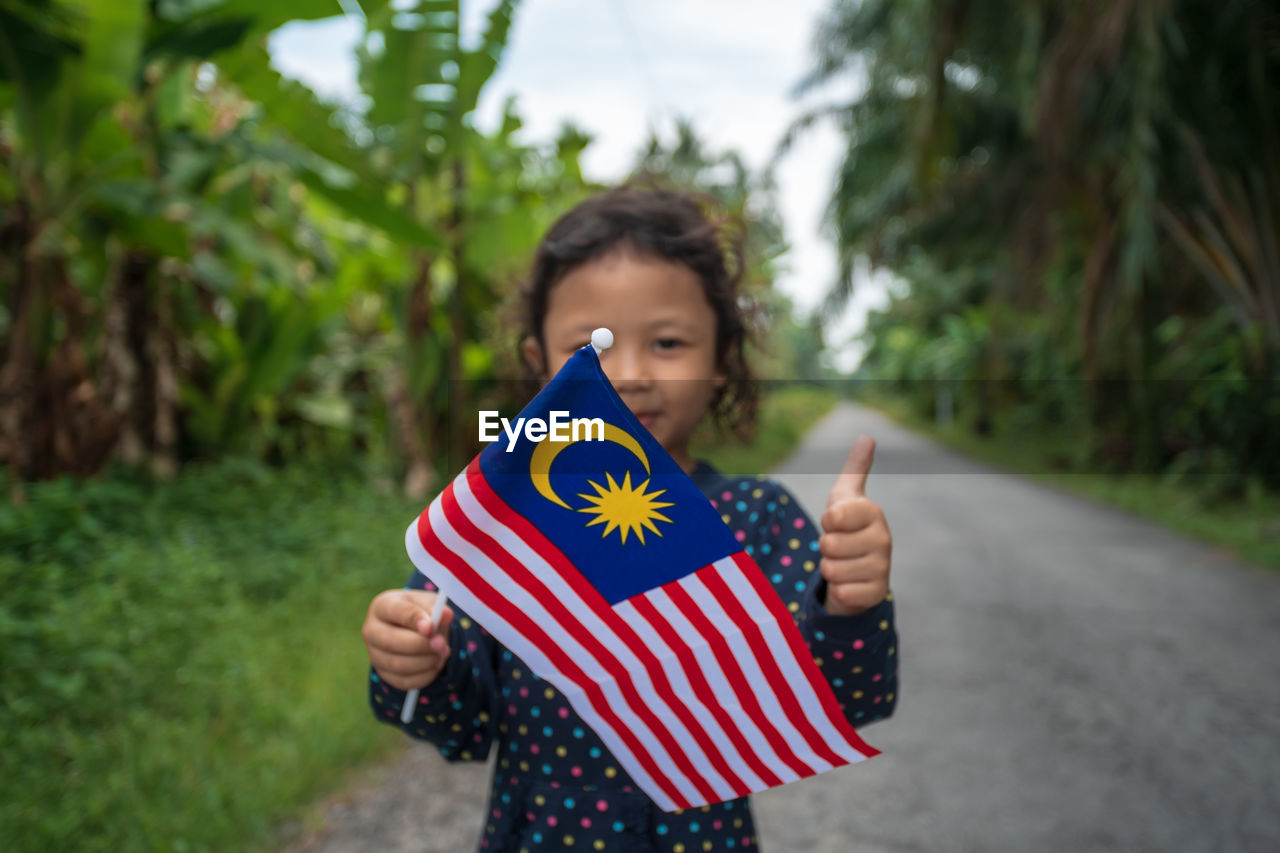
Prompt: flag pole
<box><xmin>400</xmin><ymin>592</ymin><xmax>449</xmax><ymax>724</ymax></box>
<box><xmin>399</xmin><ymin>330</ymin><xmax>610</xmax><ymax>725</ymax></box>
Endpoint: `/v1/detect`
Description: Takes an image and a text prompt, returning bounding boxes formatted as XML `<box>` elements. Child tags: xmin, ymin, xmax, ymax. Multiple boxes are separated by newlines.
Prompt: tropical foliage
<box><xmin>0</xmin><ymin>0</ymin><xmax>812</xmax><ymax>500</ymax></box>
<box><xmin>0</xmin><ymin>0</ymin><xmax>602</xmax><ymax>498</ymax></box>
<box><xmin>794</xmin><ymin>0</ymin><xmax>1279</xmax><ymax>494</ymax></box>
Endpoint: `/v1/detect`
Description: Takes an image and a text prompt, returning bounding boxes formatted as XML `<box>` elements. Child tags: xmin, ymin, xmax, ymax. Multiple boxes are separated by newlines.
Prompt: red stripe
<box><xmin>698</xmin><ymin>563</ymin><xmax>850</xmax><ymax>768</ymax></box>
<box><xmin>465</xmin><ymin>461</ymin><xmax>752</xmax><ymax>798</ymax></box>
<box><xmin>662</xmin><ymin>580</ymin><xmax>817</xmax><ymax>779</ymax></box>
<box><xmin>439</xmin><ymin>478</ymin><xmax>722</xmax><ymax>804</ymax></box>
<box><xmin>731</xmin><ymin>552</ymin><xmax>880</xmax><ymax>758</ymax></box>
<box><xmin>467</xmin><ymin>459</ymin><xmax>589</xmax><ymax>594</ymax></box>
<box><xmin>628</xmin><ymin>594</ymin><xmax>785</xmax><ymax>790</ymax></box>
<box><xmin>417</xmin><ymin>483</ymin><xmax>449</xmax><ymax>554</ymax></box>
<box><xmin>416</xmin><ymin>503</ymin><xmax>690</xmax><ymax>808</ymax></box>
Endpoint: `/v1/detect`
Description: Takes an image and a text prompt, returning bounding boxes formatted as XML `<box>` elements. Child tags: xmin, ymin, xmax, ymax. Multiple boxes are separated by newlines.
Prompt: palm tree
<box><xmin>786</xmin><ymin>0</ymin><xmax>1279</xmax><ymax>487</ymax></box>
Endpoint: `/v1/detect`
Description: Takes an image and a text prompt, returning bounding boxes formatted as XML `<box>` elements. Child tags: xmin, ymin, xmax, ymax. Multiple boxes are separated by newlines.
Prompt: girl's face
<box><xmin>525</xmin><ymin>248</ymin><xmax>725</xmax><ymax>474</ymax></box>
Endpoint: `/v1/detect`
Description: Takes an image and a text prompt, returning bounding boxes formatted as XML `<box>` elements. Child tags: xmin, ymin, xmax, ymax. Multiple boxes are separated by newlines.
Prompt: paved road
<box><xmin>292</xmin><ymin>403</ymin><xmax>1280</xmax><ymax>852</ymax></box>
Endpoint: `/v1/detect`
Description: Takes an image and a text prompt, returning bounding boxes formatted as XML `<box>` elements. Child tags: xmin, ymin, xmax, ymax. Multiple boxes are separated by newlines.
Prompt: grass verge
<box><xmin>0</xmin><ymin>458</ymin><xmax>419</xmax><ymax>851</ymax></box>
<box><xmin>858</xmin><ymin>391</ymin><xmax>1280</xmax><ymax>572</ymax></box>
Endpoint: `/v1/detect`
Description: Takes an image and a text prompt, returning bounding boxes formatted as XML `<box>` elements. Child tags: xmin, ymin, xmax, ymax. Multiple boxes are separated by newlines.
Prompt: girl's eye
<box><xmin>655</xmin><ymin>338</ymin><xmax>685</xmax><ymax>351</ymax></box>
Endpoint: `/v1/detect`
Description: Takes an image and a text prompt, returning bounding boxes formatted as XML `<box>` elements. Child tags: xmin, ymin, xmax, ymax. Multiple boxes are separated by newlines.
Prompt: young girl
<box><xmin>362</xmin><ymin>186</ymin><xmax>898</xmax><ymax>852</ymax></box>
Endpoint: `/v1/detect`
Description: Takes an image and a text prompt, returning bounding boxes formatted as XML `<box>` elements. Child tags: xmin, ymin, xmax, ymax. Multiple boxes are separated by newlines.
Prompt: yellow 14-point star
<box><xmin>577</xmin><ymin>471</ymin><xmax>674</xmax><ymax>545</ymax></box>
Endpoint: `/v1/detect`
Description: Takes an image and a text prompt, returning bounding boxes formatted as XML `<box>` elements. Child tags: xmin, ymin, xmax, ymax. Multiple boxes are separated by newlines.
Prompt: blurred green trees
<box><xmin>0</xmin><ymin>1</ymin><xmax>812</xmax><ymax>498</ymax></box>
<box><xmin>798</xmin><ymin>0</ymin><xmax>1279</xmax><ymax>493</ymax></box>
<box><xmin>0</xmin><ymin>0</ymin><xmax>602</xmax><ymax>495</ymax></box>
<box><xmin>16</xmin><ymin>0</ymin><xmax>1270</xmax><ymax>501</ymax></box>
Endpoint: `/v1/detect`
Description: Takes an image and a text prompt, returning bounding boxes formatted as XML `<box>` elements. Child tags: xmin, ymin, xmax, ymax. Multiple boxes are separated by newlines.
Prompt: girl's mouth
<box><xmin>634</xmin><ymin>412</ymin><xmax>657</xmax><ymax>429</ymax></box>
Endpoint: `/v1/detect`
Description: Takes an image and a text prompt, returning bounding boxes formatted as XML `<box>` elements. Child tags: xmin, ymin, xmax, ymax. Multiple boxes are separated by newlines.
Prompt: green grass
<box><xmin>693</xmin><ymin>383</ymin><xmax>837</xmax><ymax>476</ymax></box>
<box><xmin>0</xmin><ymin>458</ymin><xmax>418</xmax><ymax>851</ymax></box>
<box><xmin>859</xmin><ymin>391</ymin><xmax>1280</xmax><ymax>572</ymax></box>
<box><xmin>0</xmin><ymin>391</ymin><xmax>835</xmax><ymax>851</ymax></box>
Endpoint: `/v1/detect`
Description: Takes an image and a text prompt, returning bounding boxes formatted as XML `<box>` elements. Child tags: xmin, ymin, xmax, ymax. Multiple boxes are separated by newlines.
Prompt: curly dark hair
<box><xmin>517</xmin><ymin>184</ymin><xmax>759</xmax><ymax>439</ymax></box>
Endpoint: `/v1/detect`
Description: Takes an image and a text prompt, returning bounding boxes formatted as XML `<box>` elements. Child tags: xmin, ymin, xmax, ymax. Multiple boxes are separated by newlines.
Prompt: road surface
<box><xmin>290</xmin><ymin>403</ymin><xmax>1280</xmax><ymax>852</ymax></box>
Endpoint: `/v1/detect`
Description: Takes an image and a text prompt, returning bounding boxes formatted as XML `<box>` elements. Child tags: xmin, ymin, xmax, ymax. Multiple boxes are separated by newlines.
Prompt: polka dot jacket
<box><xmin>370</xmin><ymin>461</ymin><xmax>899</xmax><ymax>852</ymax></box>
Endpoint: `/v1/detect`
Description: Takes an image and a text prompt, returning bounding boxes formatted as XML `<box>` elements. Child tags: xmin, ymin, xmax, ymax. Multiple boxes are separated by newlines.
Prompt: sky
<box><xmin>270</xmin><ymin>0</ymin><xmax>890</xmax><ymax>367</ymax></box>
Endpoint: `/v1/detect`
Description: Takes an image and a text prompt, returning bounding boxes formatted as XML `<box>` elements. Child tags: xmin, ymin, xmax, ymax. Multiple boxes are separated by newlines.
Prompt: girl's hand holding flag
<box><xmin>820</xmin><ymin>435</ymin><xmax>893</xmax><ymax>616</ymax></box>
<box><xmin>362</xmin><ymin>589</ymin><xmax>454</xmax><ymax>692</ymax></box>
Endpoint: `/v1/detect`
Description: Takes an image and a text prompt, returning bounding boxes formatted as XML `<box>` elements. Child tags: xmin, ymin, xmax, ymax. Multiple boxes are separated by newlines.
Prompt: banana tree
<box><xmin>1</xmin><ymin>0</ymin><xmax>146</xmax><ymax>484</ymax></box>
<box><xmin>0</xmin><ymin>0</ymin><xmax>352</xmax><ymax>485</ymax></box>
<box><xmin>212</xmin><ymin>0</ymin><xmax>533</xmax><ymax>494</ymax></box>
<box><xmin>346</xmin><ymin>0</ymin><xmax>519</xmax><ymax>495</ymax></box>
<box><xmin>218</xmin><ymin>0</ymin><xmax>602</xmax><ymax>494</ymax></box>
<box><xmin>2</xmin><ymin>0</ymin><xmax>594</xmax><ymax>489</ymax></box>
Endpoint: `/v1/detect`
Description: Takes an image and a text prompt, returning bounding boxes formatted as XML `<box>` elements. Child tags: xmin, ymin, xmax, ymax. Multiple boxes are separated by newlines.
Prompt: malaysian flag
<box><xmin>405</xmin><ymin>341</ymin><xmax>879</xmax><ymax>811</ymax></box>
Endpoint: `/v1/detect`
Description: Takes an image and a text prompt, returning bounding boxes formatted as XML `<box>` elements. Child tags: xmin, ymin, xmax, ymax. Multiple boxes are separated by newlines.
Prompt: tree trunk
<box><xmin>150</xmin><ymin>271</ymin><xmax>178</xmax><ymax>477</ymax></box>
<box><xmin>1080</xmin><ymin>211</ymin><xmax>1117</xmax><ymax>439</ymax></box>
<box><xmin>397</xmin><ymin>252</ymin><xmax>435</xmax><ymax>499</ymax></box>
<box><xmin>446</xmin><ymin>158</ymin><xmax>469</xmax><ymax>468</ymax></box>
<box><xmin>42</xmin><ymin>252</ymin><xmax>122</xmax><ymax>478</ymax></box>
<box><xmin>1</xmin><ymin>206</ymin><xmax>122</xmax><ymax>483</ymax></box>
<box><xmin>1128</xmin><ymin>272</ymin><xmax>1159</xmax><ymax>474</ymax></box>
<box><xmin>0</xmin><ymin>202</ymin><xmax>38</xmax><ymax>493</ymax></box>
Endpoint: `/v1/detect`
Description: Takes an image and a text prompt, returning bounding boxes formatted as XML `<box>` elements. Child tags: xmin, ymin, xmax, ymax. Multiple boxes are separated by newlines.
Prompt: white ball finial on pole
<box><xmin>590</xmin><ymin>328</ymin><xmax>613</xmax><ymax>354</ymax></box>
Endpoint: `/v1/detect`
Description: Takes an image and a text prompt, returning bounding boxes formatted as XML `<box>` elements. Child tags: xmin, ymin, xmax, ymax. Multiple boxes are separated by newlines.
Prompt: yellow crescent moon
<box><xmin>530</xmin><ymin>423</ymin><xmax>650</xmax><ymax>509</ymax></box>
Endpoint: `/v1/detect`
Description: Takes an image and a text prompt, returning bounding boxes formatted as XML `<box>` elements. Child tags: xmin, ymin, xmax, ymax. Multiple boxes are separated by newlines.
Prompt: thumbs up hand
<box><xmin>818</xmin><ymin>435</ymin><xmax>892</xmax><ymax>616</ymax></box>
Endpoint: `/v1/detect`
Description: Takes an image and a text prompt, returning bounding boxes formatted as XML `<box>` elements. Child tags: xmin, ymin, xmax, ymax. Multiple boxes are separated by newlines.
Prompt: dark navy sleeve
<box><xmin>802</xmin><ymin>586</ymin><xmax>899</xmax><ymax>728</ymax></box>
<box><xmin>368</xmin><ymin>569</ymin><xmax>502</xmax><ymax>763</ymax></box>
<box><xmin>711</xmin><ymin>475</ymin><xmax>899</xmax><ymax>729</ymax></box>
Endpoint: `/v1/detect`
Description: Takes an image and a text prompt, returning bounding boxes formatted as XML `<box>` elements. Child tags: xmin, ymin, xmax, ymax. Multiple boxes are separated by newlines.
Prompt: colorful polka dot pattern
<box><xmin>370</xmin><ymin>460</ymin><xmax>899</xmax><ymax>851</ymax></box>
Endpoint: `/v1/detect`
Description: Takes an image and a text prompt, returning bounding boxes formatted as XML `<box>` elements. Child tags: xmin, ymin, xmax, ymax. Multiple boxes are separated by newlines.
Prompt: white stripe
<box><xmin>613</xmin><ymin>600</ymin><xmax>766</xmax><ymax>794</ymax></box>
<box><xmin>425</xmin><ymin>493</ymin><xmax>706</xmax><ymax>808</ymax></box>
<box><xmin>723</xmin><ymin>559</ymin><xmax>873</xmax><ymax>764</ymax></box>
<box><xmin>681</xmin><ymin>560</ymin><xmax>832</xmax><ymax>775</ymax></box>
<box><xmin>452</xmin><ymin>474</ymin><xmax>739</xmax><ymax>802</ymax></box>
<box><xmin>644</xmin><ymin>587</ymin><xmax>802</xmax><ymax>785</ymax></box>
<box><xmin>401</xmin><ymin>469</ymin><xmax>470</xmax><ymax>606</ymax></box>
